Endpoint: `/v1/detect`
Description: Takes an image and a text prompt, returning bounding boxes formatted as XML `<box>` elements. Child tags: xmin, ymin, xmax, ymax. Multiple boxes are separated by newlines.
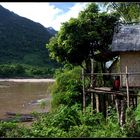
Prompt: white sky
<box><xmin>0</xmin><ymin>2</ymin><xmax>89</xmax><ymax>31</ymax></box>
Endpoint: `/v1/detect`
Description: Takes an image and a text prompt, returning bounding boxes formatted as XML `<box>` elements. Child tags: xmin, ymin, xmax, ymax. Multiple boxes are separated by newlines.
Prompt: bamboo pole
<box><xmin>120</xmin><ymin>99</ymin><xmax>126</xmax><ymax>127</ymax></box>
<box><xmin>95</xmin><ymin>94</ymin><xmax>100</xmax><ymax>113</ymax></box>
<box><xmin>90</xmin><ymin>58</ymin><xmax>94</xmax><ymax>113</ymax></box>
<box><xmin>120</xmin><ymin>73</ymin><xmax>122</xmax><ymax>88</ymax></box>
<box><xmin>91</xmin><ymin>93</ymin><xmax>94</xmax><ymax>113</ymax></box>
<box><xmin>90</xmin><ymin>58</ymin><xmax>94</xmax><ymax>88</ymax></box>
<box><xmin>135</xmin><ymin>95</ymin><xmax>138</xmax><ymax>107</ymax></box>
<box><xmin>132</xmin><ymin>96</ymin><xmax>135</xmax><ymax>108</ymax></box>
<box><xmin>103</xmin><ymin>94</ymin><xmax>107</xmax><ymax>118</ymax></box>
<box><xmin>125</xmin><ymin>66</ymin><xmax>130</xmax><ymax>108</ymax></box>
<box><xmin>82</xmin><ymin>68</ymin><xmax>86</xmax><ymax>112</ymax></box>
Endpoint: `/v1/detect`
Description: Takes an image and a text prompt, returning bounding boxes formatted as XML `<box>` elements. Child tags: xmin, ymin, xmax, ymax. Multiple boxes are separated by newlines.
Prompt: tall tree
<box><xmin>46</xmin><ymin>3</ymin><xmax>119</xmax><ymax>69</ymax></box>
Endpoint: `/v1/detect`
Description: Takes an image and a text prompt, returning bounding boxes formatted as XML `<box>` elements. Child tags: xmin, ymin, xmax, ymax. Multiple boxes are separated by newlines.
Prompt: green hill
<box><xmin>0</xmin><ymin>5</ymin><xmax>58</xmax><ymax>68</ymax></box>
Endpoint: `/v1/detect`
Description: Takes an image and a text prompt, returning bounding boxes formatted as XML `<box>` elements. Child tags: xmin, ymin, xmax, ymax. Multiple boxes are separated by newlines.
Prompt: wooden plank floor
<box><xmin>86</xmin><ymin>87</ymin><xmax>139</xmax><ymax>96</ymax></box>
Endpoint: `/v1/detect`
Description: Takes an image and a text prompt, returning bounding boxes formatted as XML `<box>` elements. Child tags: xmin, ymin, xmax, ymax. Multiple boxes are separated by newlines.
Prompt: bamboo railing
<box><xmin>82</xmin><ymin>65</ymin><xmax>140</xmax><ymax>126</ymax></box>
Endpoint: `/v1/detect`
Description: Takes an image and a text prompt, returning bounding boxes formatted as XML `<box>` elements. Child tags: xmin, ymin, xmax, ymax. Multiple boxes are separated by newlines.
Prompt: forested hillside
<box><xmin>0</xmin><ymin>5</ymin><xmax>58</xmax><ymax>68</ymax></box>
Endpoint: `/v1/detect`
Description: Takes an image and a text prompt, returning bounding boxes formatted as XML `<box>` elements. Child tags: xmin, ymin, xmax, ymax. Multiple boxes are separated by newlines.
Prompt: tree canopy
<box><xmin>46</xmin><ymin>3</ymin><xmax>119</xmax><ymax>67</ymax></box>
<box><xmin>102</xmin><ymin>2</ymin><xmax>140</xmax><ymax>23</ymax></box>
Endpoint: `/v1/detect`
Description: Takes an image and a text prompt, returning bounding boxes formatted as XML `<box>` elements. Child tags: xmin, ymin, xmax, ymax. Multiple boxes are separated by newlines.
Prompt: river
<box><xmin>0</xmin><ymin>79</ymin><xmax>55</xmax><ymax>119</ymax></box>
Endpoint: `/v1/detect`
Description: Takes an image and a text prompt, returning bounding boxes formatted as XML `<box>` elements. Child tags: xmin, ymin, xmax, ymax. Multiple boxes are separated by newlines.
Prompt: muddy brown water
<box><xmin>0</xmin><ymin>79</ymin><xmax>55</xmax><ymax>119</ymax></box>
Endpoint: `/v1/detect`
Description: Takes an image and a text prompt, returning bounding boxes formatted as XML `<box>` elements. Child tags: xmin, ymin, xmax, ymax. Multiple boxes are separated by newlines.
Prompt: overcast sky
<box><xmin>0</xmin><ymin>2</ymin><xmax>92</xmax><ymax>31</ymax></box>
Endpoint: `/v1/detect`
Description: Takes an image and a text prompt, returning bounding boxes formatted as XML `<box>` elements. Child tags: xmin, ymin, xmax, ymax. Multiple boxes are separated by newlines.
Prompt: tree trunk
<box><xmin>101</xmin><ymin>62</ymin><xmax>105</xmax><ymax>86</ymax></box>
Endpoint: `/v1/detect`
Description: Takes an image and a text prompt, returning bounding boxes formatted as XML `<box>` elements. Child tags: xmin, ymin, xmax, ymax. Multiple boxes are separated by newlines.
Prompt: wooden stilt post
<box><xmin>136</xmin><ymin>95</ymin><xmax>138</xmax><ymax>108</ymax></box>
<box><xmin>134</xmin><ymin>93</ymin><xmax>138</xmax><ymax>108</ymax></box>
<box><xmin>90</xmin><ymin>58</ymin><xmax>94</xmax><ymax>113</ymax></box>
<box><xmin>120</xmin><ymin>73</ymin><xmax>122</xmax><ymax>88</ymax></box>
<box><xmin>115</xmin><ymin>98</ymin><xmax>121</xmax><ymax>125</ymax></box>
<box><xmin>91</xmin><ymin>93</ymin><xmax>93</xmax><ymax>113</ymax></box>
<box><xmin>105</xmin><ymin>94</ymin><xmax>109</xmax><ymax>116</ymax></box>
<box><xmin>131</xmin><ymin>92</ymin><xmax>135</xmax><ymax>108</ymax></box>
<box><xmin>82</xmin><ymin>68</ymin><xmax>86</xmax><ymax>113</ymax></box>
<box><xmin>102</xmin><ymin>94</ymin><xmax>106</xmax><ymax>118</ymax></box>
<box><xmin>90</xmin><ymin>58</ymin><xmax>94</xmax><ymax>87</ymax></box>
<box><xmin>125</xmin><ymin>66</ymin><xmax>130</xmax><ymax>108</ymax></box>
<box><xmin>120</xmin><ymin>99</ymin><xmax>126</xmax><ymax>127</ymax></box>
<box><xmin>111</xmin><ymin>94</ymin><xmax>115</xmax><ymax>107</ymax></box>
<box><xmin>95</xmin><ymin>94</ymin><xmax>100</xmax><ymax>113</ymax></box>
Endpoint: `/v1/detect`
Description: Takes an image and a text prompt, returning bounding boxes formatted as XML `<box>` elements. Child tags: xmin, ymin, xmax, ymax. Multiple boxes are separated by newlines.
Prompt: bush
<box><xmin>0</xmin><ymin>122</ymin><xmax>17</xmax><ymax>137</ymax></box>
<box><xmin>51</xmin><ymin>66</ymin><xmax>83</xmax><ymax>108</ymax></box>
<box><xmin>0</xmin><ymin>64</ymin><xmax>55</xmax><ymax>78</ymax></box>
<box><xmin>124</xmin><ymin>104</ymin><xmax>140</xmax><ymax>137</ymax></box>
<box><xmin>31</xmin><ymin>104</ymin><xmax>81</xmax><ymax>133</ymax></box>
<box><xmin>1</xmin><ymin>103</ymin><xmax>138</xmax><ymax>138</ymax></box>
<box><xmin>68</xmin><ymin>125</ymin><xmax>93</xmax><ymax>138</ymax></box>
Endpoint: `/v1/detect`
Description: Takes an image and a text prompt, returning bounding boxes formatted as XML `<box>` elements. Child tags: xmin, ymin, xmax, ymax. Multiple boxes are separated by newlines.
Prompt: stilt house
<box><xmin>111</xmin><ymin>24</ymin><xmax>140</xmax><ymax>87</ymax></box>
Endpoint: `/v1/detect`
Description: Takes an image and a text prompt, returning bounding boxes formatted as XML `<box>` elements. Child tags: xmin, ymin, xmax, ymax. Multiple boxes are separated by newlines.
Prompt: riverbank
<box><xmin>0</xmin><ymin>78</ymin><xmax>55</xmax><ymax>82</ymax></box>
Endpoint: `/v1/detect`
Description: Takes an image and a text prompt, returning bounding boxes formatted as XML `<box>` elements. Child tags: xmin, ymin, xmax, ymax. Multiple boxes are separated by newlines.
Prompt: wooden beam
<box><xmin>94</xmin><ymin>87</ymin><xmax>112</xmax><ymax>91</ymax></box>
<box><xmin>86</xmin><ymin>89</ymin><xmax>140</xmax><ymax>97</ymax></box>
<box><xmin>85</xmin><ymin>72</ymin><xmax>140</xmax><ymax>76</ymax></box>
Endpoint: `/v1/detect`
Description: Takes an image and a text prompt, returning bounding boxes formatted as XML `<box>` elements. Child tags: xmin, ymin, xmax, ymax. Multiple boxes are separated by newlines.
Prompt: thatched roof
<box><xmin>112</xmin><ymin>24</ymin><xmax>140</xmax><ymax>52</ymax></box>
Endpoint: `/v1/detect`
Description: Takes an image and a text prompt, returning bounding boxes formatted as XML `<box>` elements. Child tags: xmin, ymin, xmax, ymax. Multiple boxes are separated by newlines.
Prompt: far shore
<box><xmin>0</xmin><ymin>78</ymin><xmax>55</xmax><ymax>82</ymax></box>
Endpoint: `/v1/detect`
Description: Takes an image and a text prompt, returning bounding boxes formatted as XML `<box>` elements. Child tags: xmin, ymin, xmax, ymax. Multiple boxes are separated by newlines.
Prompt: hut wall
<box><xmin>120</xmin><ymin>52</ymin><xmax>140</xmax><ymax>87</ymax></box>
<box><xmin>109</xmin><ymin>59</ymin><xmax>120</xmax><ymax>74</ymax></box>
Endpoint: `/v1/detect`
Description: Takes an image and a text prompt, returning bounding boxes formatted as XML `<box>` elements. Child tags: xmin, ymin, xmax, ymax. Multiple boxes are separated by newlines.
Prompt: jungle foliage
<box><xmin>101</xmin><ymin>2</ymin><xmax>140</xmax><ymax>23</ymax></box>
<box><xmin>1</xmin><ymin>65</ymin><xmax>140</xmax><ymax>138</ymax></box>
<box><xmin>0</xmin><ymin>3</ymin><xmax>140</xmax><ymax>138</ymax></box>
<box><xmin>0</xmin><ymin>64</ymin><xmax>55</xmax><ymax>78</ymax></box>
